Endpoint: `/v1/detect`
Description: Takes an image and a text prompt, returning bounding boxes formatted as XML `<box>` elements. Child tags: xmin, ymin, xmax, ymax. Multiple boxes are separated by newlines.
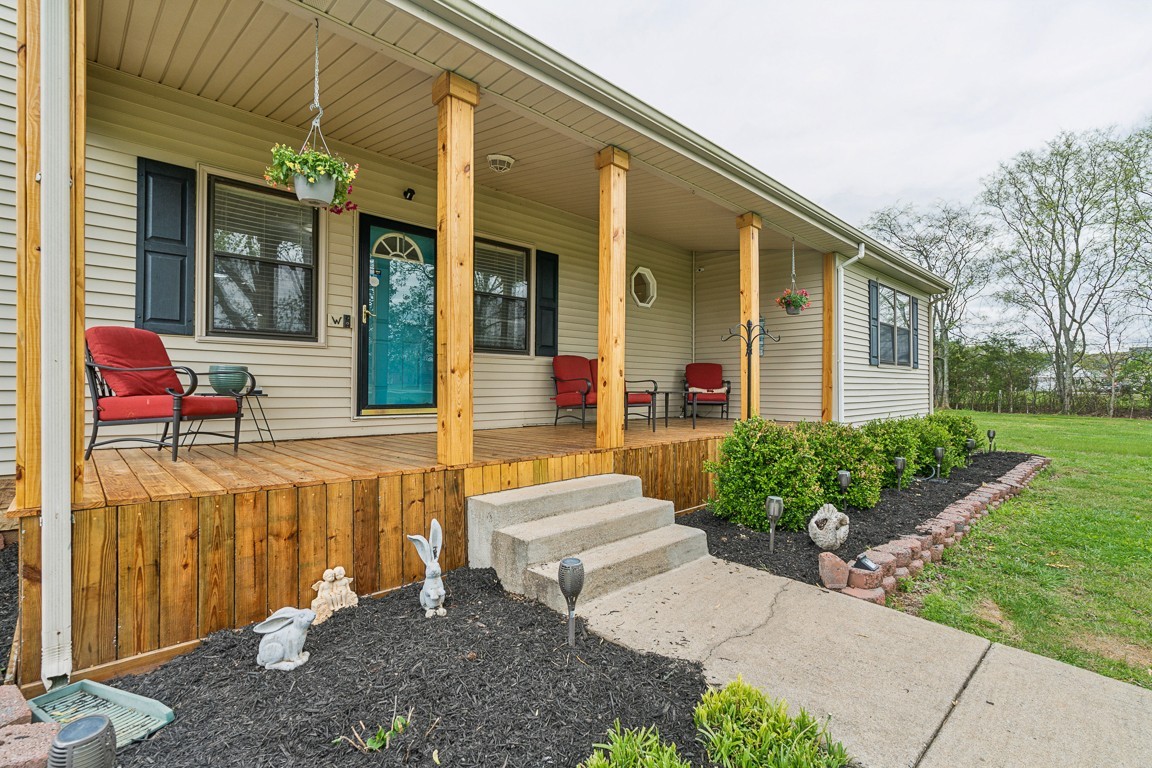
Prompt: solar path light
<box><xmin>929</xmin><ymin>446</ymin><xmax>947</xmax><ymax>484</ymax></box>
<box><xmin>765</xmin><ymin>496</ymin><xmax>783</xmax><ymax>554</ymax></box>
<box><xmin>894</xmin><ymin>456</ymin><xmax>907</xmax><ymax>492</ymax></box>
<box><xmin>966</xmin><ymin>438</ymin><xmax>976</xmax><ymax>462</ymax></box>
<box><xmin>987</xmin><ymin>429</ymin><xmax>996</xmax><ymax>453</ymax></box>
<box><xmin>838</xmin><ymin>470</ymin><xmax>851</xmax><ymax>513</ymax></box>
<box><xmin>558</xmin><ymin>557</ymin><xmax>584</xmax><ymax>648</ymax></box>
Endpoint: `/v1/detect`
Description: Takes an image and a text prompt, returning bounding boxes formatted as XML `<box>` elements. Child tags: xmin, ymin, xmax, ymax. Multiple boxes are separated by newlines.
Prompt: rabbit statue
<box><xmin>254</xmin><ymin>607</ymin><xmax>317</xmax><ymax>671</ymax></box>
<box><xmin>407</xmin><ymin>518</ymin><xmax>447</xmax><ymax>618</ymax></box>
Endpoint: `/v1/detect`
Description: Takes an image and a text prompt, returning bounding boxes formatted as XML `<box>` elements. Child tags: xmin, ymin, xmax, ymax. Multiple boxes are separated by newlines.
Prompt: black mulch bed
<box><xmin>680</xmin><ymin>451</ymin><xmax>1035</xmax><ymax>586</ymax></box>
<box><xmin>114</xmin><ymin>568</ymin><xmax>708</xmax><ymax>768</ymax></box>
<box><xmin>0</xmin><ymin>543</ymin><xmax>17</xmax><ymax>678</ymax></box>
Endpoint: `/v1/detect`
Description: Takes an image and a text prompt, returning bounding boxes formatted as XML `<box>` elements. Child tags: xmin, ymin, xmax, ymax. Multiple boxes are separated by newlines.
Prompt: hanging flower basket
<box><xmin>776</xmin><ymin>288</ymin><xmax>811</xmax><ymax>315</ymax></box>
<box><xmin>265</xmin><ymin>143</ymin><xmax>359</xmax><ymax>214</ymax></box>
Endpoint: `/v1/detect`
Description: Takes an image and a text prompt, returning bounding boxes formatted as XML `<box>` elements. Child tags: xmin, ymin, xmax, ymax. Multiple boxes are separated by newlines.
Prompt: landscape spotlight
<box><xmin>987</xmin><ymin>429</ymin><xmax>996</xmax><ymax>453</ymax></box>
<box><xmin>557</xmin><ymin>557</ymin><xmax>584</xmax><ymax>648</ymax></box>
<box><xmin>965</xmin><ymin>438</ymin><xmax>976</xmax><ymax>462</ymax></box>
<box><xmin>929</xmin><ymin>446</ymin><xmax>947</xmax><ymax>484</ymax></box>
<box><xmin>894</xmin><ymin>456</ymin><xmax>907</xmax><ymax>491</ymax></box>
<box><xmin>765</xmin><ymin>496</ymin><xmax>783</xmax><ymax>554</ymax></box>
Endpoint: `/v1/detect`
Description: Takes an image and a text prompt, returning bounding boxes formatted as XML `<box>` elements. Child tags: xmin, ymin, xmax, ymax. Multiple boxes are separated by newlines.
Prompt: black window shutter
<box><xmin>534</xmin><ymin>250</ymin><xmax>560</xmax><ymax>357</ymax></box>
<box><xmin>911</xmin><ymin>297</ymin><xmax>920</xmax><ymax>369</ymax></box>
<box><xmin>868</xmin><ymin>279</ymin><xmax>880</xmax><ymax>366</ymax></box>
<box><xmin>136</xmin><ymin>159</ymin><xmax>196</xmax><ymax>335</ymax></box>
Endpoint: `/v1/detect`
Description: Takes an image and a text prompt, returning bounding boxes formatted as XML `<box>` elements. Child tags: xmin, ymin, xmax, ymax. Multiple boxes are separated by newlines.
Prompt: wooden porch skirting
<box><xmin>12</xmin><ymin>420</ymin><xmax>730</xmax><ymax>688</ymax></box>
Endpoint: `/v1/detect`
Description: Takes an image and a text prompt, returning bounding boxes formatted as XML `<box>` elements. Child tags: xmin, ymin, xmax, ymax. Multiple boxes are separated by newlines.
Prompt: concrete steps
<box><xmin>467</xmin><ymin>474</ymin><xmax>708</xmax><ymax>613</ymax></box>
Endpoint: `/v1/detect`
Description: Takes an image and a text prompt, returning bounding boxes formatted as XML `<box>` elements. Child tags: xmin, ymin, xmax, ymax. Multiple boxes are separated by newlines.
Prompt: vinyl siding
<box><xmin>692</xmin><ymin>249</ymin><xmax>825</xmax><ymax>422</ymax></box>
<box><xmin>82</xmin><ymin>66</ymin><xmax>692</xmax><ymax>444</ymax></box>
<box><xmin>0</xmin><ymin>0</ymin><xmax>16</xmax><ymax>474</ymax></box>
<box><xmin>841</xmin><ymin>262</ymin><xmax>931</xmax><ymax>423</ymax></box>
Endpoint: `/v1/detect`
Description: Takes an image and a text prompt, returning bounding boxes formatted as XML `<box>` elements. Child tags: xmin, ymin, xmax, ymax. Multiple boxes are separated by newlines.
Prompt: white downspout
<box><xmin>835</xmin><ymin>243</ymin><xmax>865</xmax><ymax>423</ymax></box>
<box><xmin>40</xmin><ymin>0</ymin><xmax>74</xmax><ymax>687</ymax></box>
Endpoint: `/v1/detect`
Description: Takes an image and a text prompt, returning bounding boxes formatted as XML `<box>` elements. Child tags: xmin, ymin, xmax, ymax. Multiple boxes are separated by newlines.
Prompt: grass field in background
<box><xmin>893</xmin><ymin>411</ymin><xmax>1152</xmax><ymax>689</ymax></box>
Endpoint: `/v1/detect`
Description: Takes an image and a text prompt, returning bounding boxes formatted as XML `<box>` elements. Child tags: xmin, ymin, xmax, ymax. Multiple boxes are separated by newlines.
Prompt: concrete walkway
<box><xmin>581</xmin><ymin>557</ymin><xmax>1152</xmax><ymax>768</ymax></box>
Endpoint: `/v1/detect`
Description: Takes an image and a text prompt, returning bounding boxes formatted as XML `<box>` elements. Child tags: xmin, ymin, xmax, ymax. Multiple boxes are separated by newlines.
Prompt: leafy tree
<box><xmin>982</xmin><ymin>128</ymin><xmax>1147</xmax><ymax>413</ymax></box>
<box><xmin>866</xmin><ymin>202</ymin><xmax>994</xmax><ymax>409</ymax></box>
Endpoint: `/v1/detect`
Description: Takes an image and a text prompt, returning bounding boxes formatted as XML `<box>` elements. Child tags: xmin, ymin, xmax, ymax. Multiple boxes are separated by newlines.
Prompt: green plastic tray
<box><xmin>29</xmin><ymin>680</ymin><xmax>174</xmax><ymax>748</ymax></box>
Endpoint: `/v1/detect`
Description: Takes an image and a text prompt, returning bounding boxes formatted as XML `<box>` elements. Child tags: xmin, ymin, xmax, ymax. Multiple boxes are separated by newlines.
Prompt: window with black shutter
<box><xmin>136</xmin><ymin>159</ymin><xmax>196</xmax><ymax>335</ymax></box>
<box><xmin>868</xmin><ymin>279</ymin><xmax>916</xmax><ymax>368</ymax></box>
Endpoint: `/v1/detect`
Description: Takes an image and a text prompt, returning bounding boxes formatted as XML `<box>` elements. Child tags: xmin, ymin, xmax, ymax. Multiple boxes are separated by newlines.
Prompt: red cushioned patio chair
<box><xmin>551</xmin><ymin>355</ymin><xmax>658</xmax><ymax>431</ymax></box>
<box><xmin>84</xmin><ymin>326</ymin><xmax>254</xmax><ymax>461</ymax></box>
<box><xmin>683</xmin><ymin>363</ymin><xmax>730</xmax><ymax>427</ymax></box>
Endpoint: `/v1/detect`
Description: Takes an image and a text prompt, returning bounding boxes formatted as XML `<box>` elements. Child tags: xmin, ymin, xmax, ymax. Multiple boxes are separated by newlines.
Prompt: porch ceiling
<box><xmin>84</xmin><ymin>0</ymin><xmax>843</xmax><ymax>255</ymax></box>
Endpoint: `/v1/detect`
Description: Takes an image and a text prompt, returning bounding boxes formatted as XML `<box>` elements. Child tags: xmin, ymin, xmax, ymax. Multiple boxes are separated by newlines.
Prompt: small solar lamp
<box><xmin>49</xmin><ymin>714</ymin><xmax>116</xmax><ymax>768</ymax></box>
<box><xmin>838</xmin><ymin>470</ymin><xmax>851</xmax><ymax>513</ymax></box>
<box><xmin>965</xmin><ymin>438</ymin><xmax>976</xmax><ymax>462</ymax></box>
<box><xmin>894</xmin><ymin>456</ymin><xmax>907</xmax><ymax>491</ymax></box>
<box><xmin>853</xmin><ymin>553</ymin><xmax>879</xmax><ymax>572</ymax></box>
<box><xmin>930</xmin><ymin>446</ymin><xmax>947</xmax><ymax>484</ymax></box>
<box><xmin>765</xmin><ymin>496</ymin><xmax>783</xmax><ymax>554</ymax></box>
<box><xmin>558</xmin><ymin>557</ymin><xmax>584</xmax><ymax>648</ymax></box>
<box><xmin>987</xmin><ymin>429</ymin><xmax>996</xmax><ymax>453</ymax></box>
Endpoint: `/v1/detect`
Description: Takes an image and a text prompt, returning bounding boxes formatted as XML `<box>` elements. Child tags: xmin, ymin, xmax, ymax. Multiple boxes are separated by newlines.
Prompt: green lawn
<box><xmin>893</xmin><ymin>411</ymin><xmax>1152</xmax><ymax>689</ymax></box>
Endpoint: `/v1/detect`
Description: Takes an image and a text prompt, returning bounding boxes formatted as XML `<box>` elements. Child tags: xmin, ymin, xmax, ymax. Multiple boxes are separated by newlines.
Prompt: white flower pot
<box><xmin>293</xmin><ymin>173</ymin><xmax>336</xmax><ymax>207</ymax></box>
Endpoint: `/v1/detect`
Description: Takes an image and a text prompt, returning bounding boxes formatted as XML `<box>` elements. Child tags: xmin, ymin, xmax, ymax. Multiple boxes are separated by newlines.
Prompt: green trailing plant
<box><xmin>265</xmin><ymin>143</ymin><xmax>360</xmax><ymax>214</ymax></box>
<box><xmin>795</xmin><ymin>421</ymin><xmax>885</xmax><ymax>510</ymax></box>
<box><xmin>705</xmin><ymin>417</ymin><xmax>822</xmax><ymax>531</ymax></box>
<box><xmin>694</xmin><ymin>678</ymin><xmax>850</xmax><ymax>768</ymax></box>
<box><xmin>579</xmin><ymin>722</ymin><xmax>692</xmax><ymax>768</ymax></box>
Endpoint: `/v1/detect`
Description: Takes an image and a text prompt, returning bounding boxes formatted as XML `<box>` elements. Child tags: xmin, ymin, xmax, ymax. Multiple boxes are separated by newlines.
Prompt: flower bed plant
<box><xmin>707</xmin><ymin>413</ymin><xmax>985</xmax><ymax>532</ymax></box>
<box><xmin>581</xmin><ymin>679</ymin><xmax>850</xmax><ymax>768</ymax></box>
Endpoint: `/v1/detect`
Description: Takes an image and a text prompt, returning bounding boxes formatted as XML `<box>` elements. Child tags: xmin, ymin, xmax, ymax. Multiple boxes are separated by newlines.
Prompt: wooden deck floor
<box><xmin>68</xmin><ymin>417</ymin><xmax>735</xmax><ymax>509</ymax></box>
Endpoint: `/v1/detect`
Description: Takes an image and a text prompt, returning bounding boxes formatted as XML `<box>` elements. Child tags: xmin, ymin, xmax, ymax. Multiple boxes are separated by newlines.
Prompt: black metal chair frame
<box><xmin>552</xmin><ymin>376</ymin><xmax>659</xmax><ymax>432</ymax></box>
<box><xmin>682</xmin><ymin>378</ymin><xmax>732</xmax><ymax>428</ymax></box>
<box><xmin>84</xmin><ymin>349</ymin><xmax>255</xmax><ymax>461</ymax></box>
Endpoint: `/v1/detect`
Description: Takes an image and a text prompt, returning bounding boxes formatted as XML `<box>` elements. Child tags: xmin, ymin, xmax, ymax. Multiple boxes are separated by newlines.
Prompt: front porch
<box><xmin>12</xmin><ymin>418</ymin><xmax>733</xmax><ymax>689</ymax></box>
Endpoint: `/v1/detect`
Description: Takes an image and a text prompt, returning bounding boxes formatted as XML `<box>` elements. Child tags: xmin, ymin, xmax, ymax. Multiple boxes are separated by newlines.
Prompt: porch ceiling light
<box><xmin>487</xmin><ymin>153</ymin><xmax>515</xmax><ymax>173</ymax></box>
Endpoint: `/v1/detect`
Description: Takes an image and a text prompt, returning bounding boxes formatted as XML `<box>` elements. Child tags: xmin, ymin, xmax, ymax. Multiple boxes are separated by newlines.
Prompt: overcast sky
<box><xmin>480</xmin><ymin>0</ymin><xmax>1152</xmax><ymax>228</ymax></box>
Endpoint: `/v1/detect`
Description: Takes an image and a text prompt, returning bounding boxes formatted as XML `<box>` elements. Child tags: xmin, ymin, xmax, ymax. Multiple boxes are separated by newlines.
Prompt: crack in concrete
<box><xmin>911</xmin><ymin>640</ymin><xmax>993</xmax><ymax>768</ymax></box>
<box><xmin>701</xmin><ymin>580</ymin><xmax>791</xmax><ymax>669</ymax></box>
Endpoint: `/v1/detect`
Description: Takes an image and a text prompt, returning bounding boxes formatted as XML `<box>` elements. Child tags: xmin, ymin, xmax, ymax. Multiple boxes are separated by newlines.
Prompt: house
<box><xmin>3</xmin><ymin>0</ymin><xmax>949</xmax><ymax>689</ymax></box>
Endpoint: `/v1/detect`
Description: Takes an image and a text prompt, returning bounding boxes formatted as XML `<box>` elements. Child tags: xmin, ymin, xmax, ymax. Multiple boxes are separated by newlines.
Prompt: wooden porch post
<box><xmin>595</xmin><ymin>146</ymin><xmax>629</xmax><ymax>450</ymax></box>
<box><xmin>16</xmin><ymin>0</ymin><xmax>86</xmax><ymax>510</ymax></box>
<box><xmin>433</xmin><ymin>72</ymin><xmax>478</xmax><ymax>466</ymax></box>
<box><xmin>737</xmin><ymin>213</ymin><xmax>761</xmax><ymax>420</ymax></box>
<box><xmin>821</xmin><ymin>252</ymin><xmax>835</xmax><ymax>422</ymax></box>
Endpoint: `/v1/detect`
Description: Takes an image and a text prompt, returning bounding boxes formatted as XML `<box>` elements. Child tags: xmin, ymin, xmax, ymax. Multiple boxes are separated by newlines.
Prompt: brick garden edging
<box><xmin>817</xmin><ymin>456</ymin><xmax>1052</xmax><ymax>604</ymax></box>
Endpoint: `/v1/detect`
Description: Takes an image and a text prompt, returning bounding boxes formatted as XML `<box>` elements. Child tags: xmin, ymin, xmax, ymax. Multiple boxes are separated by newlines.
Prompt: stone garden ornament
<box><xmin>808</xmin><ymin>503</ymin><xmax>850</xmax><ymax>551</ymax></box>
<box><xmin>254</xmin><ymin>607</ymin><xmax>317</xmax><ymax>671</ymax></box>
<box><xmin>407</xmin><ymin>518</ymin><xmax>447</xmax><ymax>618</ymax></box>
<box><xmin>310</xmin><ymin>565</ymin><xmax>359</xmax><ymax>625</ymax></box>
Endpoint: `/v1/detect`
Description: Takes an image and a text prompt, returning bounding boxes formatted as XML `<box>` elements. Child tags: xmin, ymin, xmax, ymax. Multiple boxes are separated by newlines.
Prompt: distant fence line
<box><xmin>945</xmin><ymin>389</ymin><xmax>1151</xmax><ymax>418</ymax></box>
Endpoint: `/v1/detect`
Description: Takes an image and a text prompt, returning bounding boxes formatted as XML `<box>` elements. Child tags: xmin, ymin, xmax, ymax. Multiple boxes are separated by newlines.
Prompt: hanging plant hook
<box><xmin>790</xmin><ymin>237</ymin><xmax>798</xmax><ymax>294</ymax></box>
<box><xmin>300</xmin><ymin>18</ymin><xmax>331</xmax><ymax>156</ymax></box>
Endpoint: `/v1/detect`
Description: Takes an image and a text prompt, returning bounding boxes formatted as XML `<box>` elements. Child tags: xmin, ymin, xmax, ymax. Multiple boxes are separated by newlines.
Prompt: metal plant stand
<box><xmin>722</xmin><ymin>319</ymin><xmax>779</xmax><ymax>418</ymax></box>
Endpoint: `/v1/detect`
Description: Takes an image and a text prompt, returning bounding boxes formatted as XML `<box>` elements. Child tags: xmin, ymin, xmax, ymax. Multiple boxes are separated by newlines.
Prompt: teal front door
<box><xmin>357</xmin><ymin>215</ymin><xmax>437</xmax><ymax>414</ymax></box>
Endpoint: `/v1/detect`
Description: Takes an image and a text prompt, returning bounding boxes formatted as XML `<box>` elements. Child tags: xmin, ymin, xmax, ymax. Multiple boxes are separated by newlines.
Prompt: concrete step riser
<box><xmin>468</xmin><ymin>474</ymin><xmax>643</xmax><ymax>568</ymax></box>
<box><xmin>523</xmin><ymin>527</ymin><xmax>708</xmax><ymax>613</ymax></box>
<box><xmin>492</xmin><ymin>499</ymin><xmax>675</xmax><ymax>593</ymax></box>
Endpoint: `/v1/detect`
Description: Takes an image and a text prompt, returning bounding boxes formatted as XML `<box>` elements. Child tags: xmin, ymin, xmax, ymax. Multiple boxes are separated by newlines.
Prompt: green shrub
<box><xmin>796</xmin><ymin>421</ymin><xmax>884</xmax><ymax>509</ymax></box>
<box><xmin>705</xmin><ymin>418</ymin><xmax>822</xmax><ymax>532</ymax></box>
<box><xmin>579</xmin><ymin>722</ymin><xmax>691</xmax><ymax>768</ymax></box>
<box><xmin>912</xmin><ymin>418</ymin><xmax>959</xmax><ymax>477</ymax></box>
<box><xmin>694</xmin><ymin>678</ymin><xmax>851</xmax><ymax>767</ymax></box>
<box><xmin>926</xmin><ymin>410</ymin><xmax>983</xmax><ymax>460</ymax></box>
<box><xmin>858</xmin><ymin>417</ymin><xmax>924</xmax><ymax>489</ymax></box>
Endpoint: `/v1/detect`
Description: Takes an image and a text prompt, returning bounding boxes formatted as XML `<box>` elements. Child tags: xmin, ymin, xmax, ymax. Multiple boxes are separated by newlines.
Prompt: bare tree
<box><xmin>1087</xmin><ymin>302</ymin><xmax>1132</xmax><ymax>417</ymax></box>
<box><xmin>982</xmin><ymin>128</ymin><xmax>1143</xmax><ymax>414</ymax></box>
<box><xmin>866</xmin><ymin>202</ymin><xmax>994</xmax><ymax>408</ymax></box>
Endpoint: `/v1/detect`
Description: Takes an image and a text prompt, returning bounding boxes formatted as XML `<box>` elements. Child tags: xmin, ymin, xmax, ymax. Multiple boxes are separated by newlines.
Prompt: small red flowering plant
<box><xmin>776</xmin><ymin>288</ymin><xmax>811</xmax><ymax>312</ymax></box>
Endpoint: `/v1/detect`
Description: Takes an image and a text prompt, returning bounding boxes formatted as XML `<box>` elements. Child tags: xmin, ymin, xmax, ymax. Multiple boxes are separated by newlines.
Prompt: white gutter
<box><xmin>835</xmin><ymin>244</ymin><xmax>865</xmax><ymax>423</ymax></box>
<box><xmin>40</xmin><ymin>0</ymin><xmax>74</xmax><ymax>688</ymax></box>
